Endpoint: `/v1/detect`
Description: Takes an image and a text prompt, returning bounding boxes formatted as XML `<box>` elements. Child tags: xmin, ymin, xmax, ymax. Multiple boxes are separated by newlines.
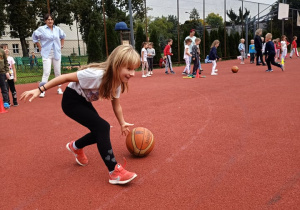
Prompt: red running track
<box><xmin>1</xmin><ymin>58</ymin><xmax>300</xmax><ymax>209</ymax></box>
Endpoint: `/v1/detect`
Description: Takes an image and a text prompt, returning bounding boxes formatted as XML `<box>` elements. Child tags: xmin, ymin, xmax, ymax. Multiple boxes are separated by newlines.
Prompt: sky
<box><xmin>147</xmin><ymin>0</ymin><xmax>278</xmax><ymax>23</ymax></box>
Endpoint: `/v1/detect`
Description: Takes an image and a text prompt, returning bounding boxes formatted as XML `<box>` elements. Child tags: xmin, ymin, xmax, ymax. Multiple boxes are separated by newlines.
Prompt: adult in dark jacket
<box><xmin>254</xmin><ymin>28</ymin><xmax>266</xmax><ymax>66</ymax></box>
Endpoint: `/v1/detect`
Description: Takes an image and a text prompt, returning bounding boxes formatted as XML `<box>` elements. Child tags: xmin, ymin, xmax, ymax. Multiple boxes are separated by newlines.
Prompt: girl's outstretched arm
<box><xmin>20</xmin><ymin>72</ymin><xmax>79</xmax><ymax>102</ymax></box>
<box><xmin>111</xmin><ymin>98</ymin><xmax>134</xmax><ymax>136</ymax></box>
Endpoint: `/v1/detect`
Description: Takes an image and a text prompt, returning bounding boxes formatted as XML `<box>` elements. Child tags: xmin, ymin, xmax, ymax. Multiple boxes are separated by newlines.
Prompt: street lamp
<box><xmin>185</xmin><ymin>12</ymin><xmax>191</xmax><ymax>21</ymax></box>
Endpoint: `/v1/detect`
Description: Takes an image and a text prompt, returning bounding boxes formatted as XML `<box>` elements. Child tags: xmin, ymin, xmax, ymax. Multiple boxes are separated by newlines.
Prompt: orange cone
<box><xmin>196</xmin><ymin>69</ymin><xmax>200</xmax><ymax>78</ymax></box>
<box><xmin>0</xmin><ymin>98</ymin><xmax>8</xmax><ymax>114</ymax></box>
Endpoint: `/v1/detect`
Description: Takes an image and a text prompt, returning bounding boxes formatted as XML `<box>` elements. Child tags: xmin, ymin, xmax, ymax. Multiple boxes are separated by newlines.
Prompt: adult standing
<box><xmin>32</xmin><ymin>14</ymin><xmax>66</xmax><ymax>97</ymax></box>
<box><xmin>184</xmin><ymin>29</ymin><xmax>196</xmax><ymax>71</ymax></box>
<box><xmin>254</xmin><ymin>29</ymin><xmax>266</xmax><ymax>66</ymax></box>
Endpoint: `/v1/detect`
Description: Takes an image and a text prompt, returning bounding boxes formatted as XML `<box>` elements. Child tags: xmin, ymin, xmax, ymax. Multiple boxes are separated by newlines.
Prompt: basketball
<box><xmin>126</xmin><ymin>127</ymin><xmax>154</xmax><ymax>157</ymax></box>
<box><xmin>232</xmin><ymin>66</ymin><xmax>239</xmax><ymax>73</ymax></box>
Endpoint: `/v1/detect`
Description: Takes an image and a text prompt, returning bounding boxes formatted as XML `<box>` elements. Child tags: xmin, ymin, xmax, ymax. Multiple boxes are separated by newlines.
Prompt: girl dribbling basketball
<box><xmin>20</xmin><ymin>45</ymin><xmax>140</xmax><ymax>185</ymax></box>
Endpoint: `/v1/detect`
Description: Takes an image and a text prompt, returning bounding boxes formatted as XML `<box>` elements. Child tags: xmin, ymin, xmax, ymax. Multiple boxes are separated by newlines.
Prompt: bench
<box><xmin>68</xmin><ymin>56</ymin><xmax>81</xmax><ymax>67</ymax></box>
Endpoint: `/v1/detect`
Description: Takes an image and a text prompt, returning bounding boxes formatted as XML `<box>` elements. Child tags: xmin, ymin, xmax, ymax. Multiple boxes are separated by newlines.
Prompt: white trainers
<box><xmin>142</xmin><ymin>75</ymin><xmax>147</xmax><ymax>78</ymax></box>
<box><xmin>57</xmin><ymin>88</ymin><xmax>63</xmax><ymax>95</ymax></box>
<box><xmin>150</xmin><ymin>71</ymin><xmax>153</xmax><ymax>75</ymax></box>
<box><xmin>211</xmin><ymin>72</ymin><xmax>218</xmax><ymax>76</ymax></box>
<box><xmin>147</xmin><ymin>73</ymin><xmax>151</xmax><ymax>77</ymax></box>
<box><xmin>214</xmin><ymin>69</ymin><xmax>218</xmax><ymax>72</ymax></box>
<box><xmin>39</xmin><ymin>92</ymin><xmax>45</xmax><ymax>98</ymax></box>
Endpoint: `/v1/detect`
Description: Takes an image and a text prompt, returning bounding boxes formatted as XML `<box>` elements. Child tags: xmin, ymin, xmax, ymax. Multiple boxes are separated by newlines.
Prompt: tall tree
<box><xmin>5</xmin><ymin>0</ymin><xmax>38</xmax><ymax>57</ymax></box>
<box><xmin>149</xmin><ymin>28</ymin><xmax>161</xmax><ymax>65</ymax></box>
<box><xmin>87</xmin><ymin>25</ymin><xmax>101</xmax><ymax>63</ymax></box>
<box><xmin>0</xmin><ymin>3</ymin><xmax>5</xmax><ymax>38</ymax></box>
<box><xmin>206</xmin><ymin>13</ymin><xmax>224</xmax><ymax>28</ymax></box>
<box><xmin>135</xmin><ymin>24</ymin><xmax>146</xmax><ymax>53</ymax></box>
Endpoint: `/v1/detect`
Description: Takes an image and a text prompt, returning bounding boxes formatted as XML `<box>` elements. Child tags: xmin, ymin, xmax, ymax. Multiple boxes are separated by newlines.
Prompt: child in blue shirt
<box><xmin>249</xmin><ymin>39</ymin><xmax>256</xmax><ymax>64</ymax></box>
<box><xmin>208</xmin><ymin>40</ymin><xmax>221</xmax><ymax>76</ymax></box>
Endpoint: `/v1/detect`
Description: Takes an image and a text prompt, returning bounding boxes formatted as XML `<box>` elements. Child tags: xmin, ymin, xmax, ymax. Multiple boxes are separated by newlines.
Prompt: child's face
<box><xmin>196</xmin><ymin>40</ymin><xmax>200</xmax><ymax>45</ymax></box>
<box><xmin>295</xmin><ymin>37</ymin><xmax>298</xmax><ymax>40</ymax></box>
<box><xmin>119</xmin><ymin>67</ymin><xmax>135</xmax><ymax>83</ymax></box>
<box><xmin>148</xmin><ymin>44</ymin><xmax>152</xmax><ymax>48</ymax></box>
<box><xmin>187</xmin><ymin>42</ymin><xmax>192</xmax><ymax>46</ymax></box>
<box><xmin>241</xmin><ymin>39</ymin><xmax>245</xmax><ymax>43</ymax></box>
<box><xmin>216</xmin><ymin>43</ymin><xmax>220</xmax><ymax>47</ymax></box>
<box><xmin>251</xmin><ymin>40</ymin><xmax>254</xmax><ymax>44</ymax></box>
<box><xmin>169</xmin><ymin>41</ymin><xmax>173</xmax><ymax>45</ymax></box>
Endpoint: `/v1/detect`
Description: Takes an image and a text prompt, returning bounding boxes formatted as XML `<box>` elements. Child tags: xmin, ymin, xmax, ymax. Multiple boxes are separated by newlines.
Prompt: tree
<box><xmin>0</xmin><ymin>3</ymin><xmax>5</xmax><ymax>38</ymax></box>
<box><xmin>5</xmin><ymin>0</ymin><xmax>38</xmax><ymax>57</ymax></box>
<box><xmin>226</xmin><ymin>7</ymin><xmax>250</xmax><ymax>27</ymax></box>
<box><xmin>189</xmin><ymin>8</ymin><xmax>200</xmax><ymax>22</ymax></box>
<box><xmin>103</xmin><ymin>20</ymin><xmax>119</xmax><ymax>55</ymax></box>
<box><xmin>87</xmin><ymin>25</ymin><xmax>101</xmax><ymax>63</ymax></box>
<box><xmin>206</xmin><ymin>13</ymin><xmax>223</xmax><ymax>28</ymax></box>
<box><xmin>149</xmin><ymin>28</ymin><xmax>161</xmax><ymax>65</ymax></box>
<box><xmin>135</xmin><ymin>24</ymin><xmax>146</xmax><ymax>53</ymax></box>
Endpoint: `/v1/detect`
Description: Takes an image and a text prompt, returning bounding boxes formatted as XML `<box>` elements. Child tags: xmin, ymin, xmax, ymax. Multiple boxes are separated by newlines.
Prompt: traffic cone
<box><xmin>196</xmin><ymin>69</ymin><xmax>200</xmax><ymax>78</ymax></box>
<box><xmin>0</xmin><ymin>98</ymin><xmax>8</xmax><ymax>114</ymax></box>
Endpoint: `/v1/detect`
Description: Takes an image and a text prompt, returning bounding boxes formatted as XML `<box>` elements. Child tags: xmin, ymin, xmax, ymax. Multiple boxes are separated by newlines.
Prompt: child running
<box><xmin>264</xmin><ymin>33</ymin><xmax>284</xmax><ymax>72</ymax></box>
<box><xmin>20</xmin><ymin>45</ymin><xmax>139</xmax><ymax>185</ymax></box>
<box><xmin>209</xmin><ymin>40</ymin><xmax>221</xmax><ymax>76</ymax></box>
<box><xmin>182</xmin><ymin>38</ymin><xmax>192</xmax><ymax>75</ymax></box>
<box><xmin>290</xmin><ymin>36</ymin><xmax>299</xmax><ymax>58</ymax></box>
<box><xmin>141</xmin><ymin>42</ymin><xmax>150</xmax><ymax>78</ymax></box>
<box><xmin>164</xmin><ymin>39</ymin><xmax>175</xmax><ymax>74</ymax></box>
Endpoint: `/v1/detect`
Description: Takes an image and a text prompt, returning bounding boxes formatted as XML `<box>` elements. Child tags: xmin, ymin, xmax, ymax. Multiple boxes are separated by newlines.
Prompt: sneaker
<box><xmin>57</xmin><ymin>88</ymin><xmax>63</xmax><ymax>95</ymax></box>
<box><xmin>66</xmin><ymin>141</ymin><xmax>88</xmax><ymax>166</ymax></box>
<box><xmin>280</xmin><ymin>64</ymin><xmax>284</xmax><ymax>71</ymax></box>
<box><xmin>13</xmin><ymin>102</ymin><xmax>19</xmax><ymax>107</ymax></box>
<box><xmin>165</xmin><ymin>72</ymin><xmax>169</xmax><ymax>74</ymax></box>
<box><xmin>39</xmin><ymin>91</ymin><xmax>45</xmax><ymax>98</ymax></box>
<box><xmin>147</xmin><ymin>73</ymin><xmax>151</xmax><ymax>77</ymax></box>
<box><xmin>211</xmin><ymin>73</ymin><xmax>218</xmax><ymax>76</ymax></box>
<box><xmin>266</xmin><ymin>69</ymin><xmax>271</xmax><ymax>72</ymax></box>
<box><xmin>109</xmin><ymin>159</ymin><xmax>137</xmax><ymax>185</ymax></box>
<box><xmin>170</xmin><ymin>71</ymin><xmax>175</xmax><ymax>74</ymax></box>
<box><xmin>269</xmin><ymin>69</ymin><xmax>273</xmax><ymax>72</ymax></box>
<box><xmin>182</xmin><ymin>72</ymin><xmax>187</xmax><ymax>75</ymax></box>
<box><xmin>3</xmin><ymin>102</ymin><xmax>10</xmax><ymax>109</ymax></box>
<box><xmin>142</xmin><ymin>75</ymin><xmax>147</xmax><ymax>78</ymax></box>
<box><xmin>214</xmin><ymin>69</ymin><xmax>218</xmax><ymax>72</ymax></box>
<box><xmin>240</xmin><ymin>62</ymin><xmax>245</xmax><ymax>64</ymax></box>
<box><xmin>150</xmin><ymin>71</ymin><xmax>153</xmax><ymax>75</ymax></box>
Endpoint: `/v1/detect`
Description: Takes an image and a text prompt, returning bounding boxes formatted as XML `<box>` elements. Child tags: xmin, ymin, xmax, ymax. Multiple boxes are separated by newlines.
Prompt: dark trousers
<box><xmin>6</xmin><ymin>79</ymin><xmax>17</xmax><ymax>104</ymax></box>
<box><xmin>0</xmin><ymin>73</ymin><xmax>9</xmax><ymax>103</ymax></box>
<box><xmin>256</xmin><ymin>49</ymin><xmax>264</xmax><ymax>65</ymax></box>
<box><xmin>266</xmin><ymin>53</ymin><xmax>281</xmax><ymax>70</ymax></box>
<box><xmin>61</xmin><ymin>87</ymin><xmax>117</xmax><ymax>172</ymax></box>
<box><xmin>147</xmin><ymin>57</ymin><xmax>153</xmax><ymax>71</ymax></box>
<box><xmin>192</xmin><ymin>56</ymin><xmax>200</xmax><ymax>74</ymax></box>
<box><xmin>250</xmin><ymin>53</ymin><xmax>255</xmax><ymax>63</ymax></box>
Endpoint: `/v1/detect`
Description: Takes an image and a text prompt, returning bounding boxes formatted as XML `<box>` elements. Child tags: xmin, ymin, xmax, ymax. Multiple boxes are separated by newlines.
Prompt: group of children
<box><xmin>0</xmin><ymin>44</ymin><xmax>18</xmax><ymax>109</ymax></box>
<box><xmin>140</xmin><ymin>42</ymin><xmax>156</xmax><ymax>77</ymax></box>
<box><xmin>239</xmin><ymin>34</ymin><xmax>299</xmax><ymax>72</ymax></box>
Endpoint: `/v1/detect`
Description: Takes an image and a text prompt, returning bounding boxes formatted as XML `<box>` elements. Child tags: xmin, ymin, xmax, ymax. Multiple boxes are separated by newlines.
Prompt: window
<box><xmin>12</xmin><ymin>44</ymin><xmax>19</xmax><ymax>54</ymax></box>
<box><xmin>26</xmin><ymin>43</ymin><xmax>29</xmax><ymax>54</ymax></box>
<box><xmin>34</xmin><ymin>44</ymin><xmax>40</xmax><ymax>53</ymax></box>
<box><xmin>1</xmin><ymin>31</ymin><xmax>5</xmax><ymax>36</ymax></box>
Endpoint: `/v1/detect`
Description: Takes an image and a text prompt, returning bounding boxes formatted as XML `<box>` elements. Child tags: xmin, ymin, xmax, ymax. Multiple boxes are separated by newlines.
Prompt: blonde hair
<box><xmin>265</xmin><ymin>33</ymin><xmax>272</xmax><ymax>41</ymax></box>
<box><xmin>211</xmin><ymin>40</ymin><xmax>220</xmax><ymax>48</ymax></box>
<box><xmin>195</xmin><ymin>38</ymin><xmax>201</xmax><ymax>42</ymax></box>
<box><xmin>255</xmin><ymin>29</ymin><xmax>262</xmax><ymax>35</ymax></box>
<box><xmin>240</xmin><ymin>38</ymin><xmax>245</xmax><ymax>42</ymax></box>
<box><xmin>79</xmin><ymin>45</ymin><xmax>141</xmax><ymax>100</ymax></box>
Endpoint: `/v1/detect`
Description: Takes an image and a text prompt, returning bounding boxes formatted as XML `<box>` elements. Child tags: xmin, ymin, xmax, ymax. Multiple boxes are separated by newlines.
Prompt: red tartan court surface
<box><xmin>1</xmin><ymin>57</ymin><xmax>300</xmax><ymax>209</ymax></box>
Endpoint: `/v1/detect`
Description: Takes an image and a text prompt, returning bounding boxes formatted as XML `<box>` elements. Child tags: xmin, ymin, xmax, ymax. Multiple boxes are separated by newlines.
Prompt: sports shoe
<box><xmin>39</xmin><ymin>92</ymin><xmax>45</xmax><ymax>98</ymax></box>
<box><xmin>57</xmin><ymin>88</ymin><xmax>63</xmax><ymax>95</ymax></box>
<box><xmin>109</xmin><ymin>159</ymin><xmax>137</xmax><ymax>185</ymax></box>
<box><xmin>13</xmin><ymin>102</ymin><xmax>19</xmax><ymax>107</ymax></box>
<box><xmin>211</xmin><ymin>73</ymin><xmax>218</xmax><ymax>76</ymax></box>
<box><xmin>150</xmin><ymin>71</ymin><xmax>153</xmax><ymax>75</ymax></box>
<box><xmin>182</xmin><ymin>72</ymin><xmax>187</xmax><ymax>75</ymax></box>
<box><xmin>147</xmin><ymin>73</ymin><xmax>151</xmax><ymax>77</ymax></box>
<box><xmin>66</xmin><ymin>141</ymin><xmax>88</xmax><ymax>166</ymax></box>
<box><xmin>170</xmin><ymin>71</ymin><xmax>175</xmax><ymax>74</ymax></box>
<box><xmin>3</xmin><ymin>102</ymin><xmax>10</xmax><ymax>109</ymax></box>
<box><xmin>265</xmin><ymin>69</ymin><xmax>270</xmax><ymax>72</ymax></box>
<box><xmin>214</xmin><ymin>69</ymin><xmax>218</xmax><ymax>72</ymax></box>
<box><xmin>165</xmin><ymin>72</ymin><xmax>169</xmax><ymax>74</ymax></box>
<box><xmin>142</xmin><ymin>75</ymin><xmax>147</xmax><ymax>78</ymax></box>
<box><xmin>280</xmin><ymin>64</ymin><xmax>284</xmax><ymax>71</ymax></box>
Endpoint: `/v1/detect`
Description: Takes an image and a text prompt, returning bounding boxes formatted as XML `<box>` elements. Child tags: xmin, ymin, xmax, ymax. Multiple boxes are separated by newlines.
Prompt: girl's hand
<box><xmin>20</xmin><ymin>89</ymin><xmax>40</xmax><ymax>102</ymax></box>
<box><xmin>6</xmin><ymin>73</ymin><xmax>10</xmax><ymax>80</ymax></box>
<box><xmin>14</xmin><ymin>77</ymin><xmax>17</xmax><ymax>83</ymax></box>
<box><xmin>121</xmin><ymin>122</ymin><xmax>134</xmax><ymax>136</ymax></box>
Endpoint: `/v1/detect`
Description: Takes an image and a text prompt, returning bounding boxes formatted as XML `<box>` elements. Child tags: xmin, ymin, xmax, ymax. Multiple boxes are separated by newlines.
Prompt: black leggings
<box><xmin>61</xmin><ymin>87</ymin><xmax>117</xmax><ymax>171</ymax></box>
<box><xmin>147</xmin><ymin>58</ymin><xmax>153</xmax><ymax>71</ymax></box>
<box><xmin>6</xmin><ymin>79</ymin><xmax>17</xmax><ymax>104</ymax></box>
<box><xmin>256</xmin><ymin>49</ymin><xmax>264</xmax><ymax>65</ymax></box>
<box><xmin>266</xmin><ymin>53</ymin><xmax>281</xmax><ymax>70</ymax></box>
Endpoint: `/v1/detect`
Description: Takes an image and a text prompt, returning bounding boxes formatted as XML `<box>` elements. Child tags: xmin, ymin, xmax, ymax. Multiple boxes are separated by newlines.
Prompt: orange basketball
<box><xmin>232</xmin><ymin>66</ymin><xmax>239</xmax><ymax>73</ymax></box>
<box><xmin>126</xmin><ymin>127</ymin><xmax>154</xmax><ymax>157</ymax></box>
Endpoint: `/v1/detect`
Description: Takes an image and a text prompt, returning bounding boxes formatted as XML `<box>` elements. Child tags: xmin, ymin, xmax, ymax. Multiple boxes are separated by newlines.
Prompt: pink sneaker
<box><xmin>109</xmin><ymin>159</ymin><xmax>137</xmax><ymax>184</ymax></box>
<box><xmin>66</xmin><ymin>141</ymin><xmax>88</xmax><ymax>166</ymax></box>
